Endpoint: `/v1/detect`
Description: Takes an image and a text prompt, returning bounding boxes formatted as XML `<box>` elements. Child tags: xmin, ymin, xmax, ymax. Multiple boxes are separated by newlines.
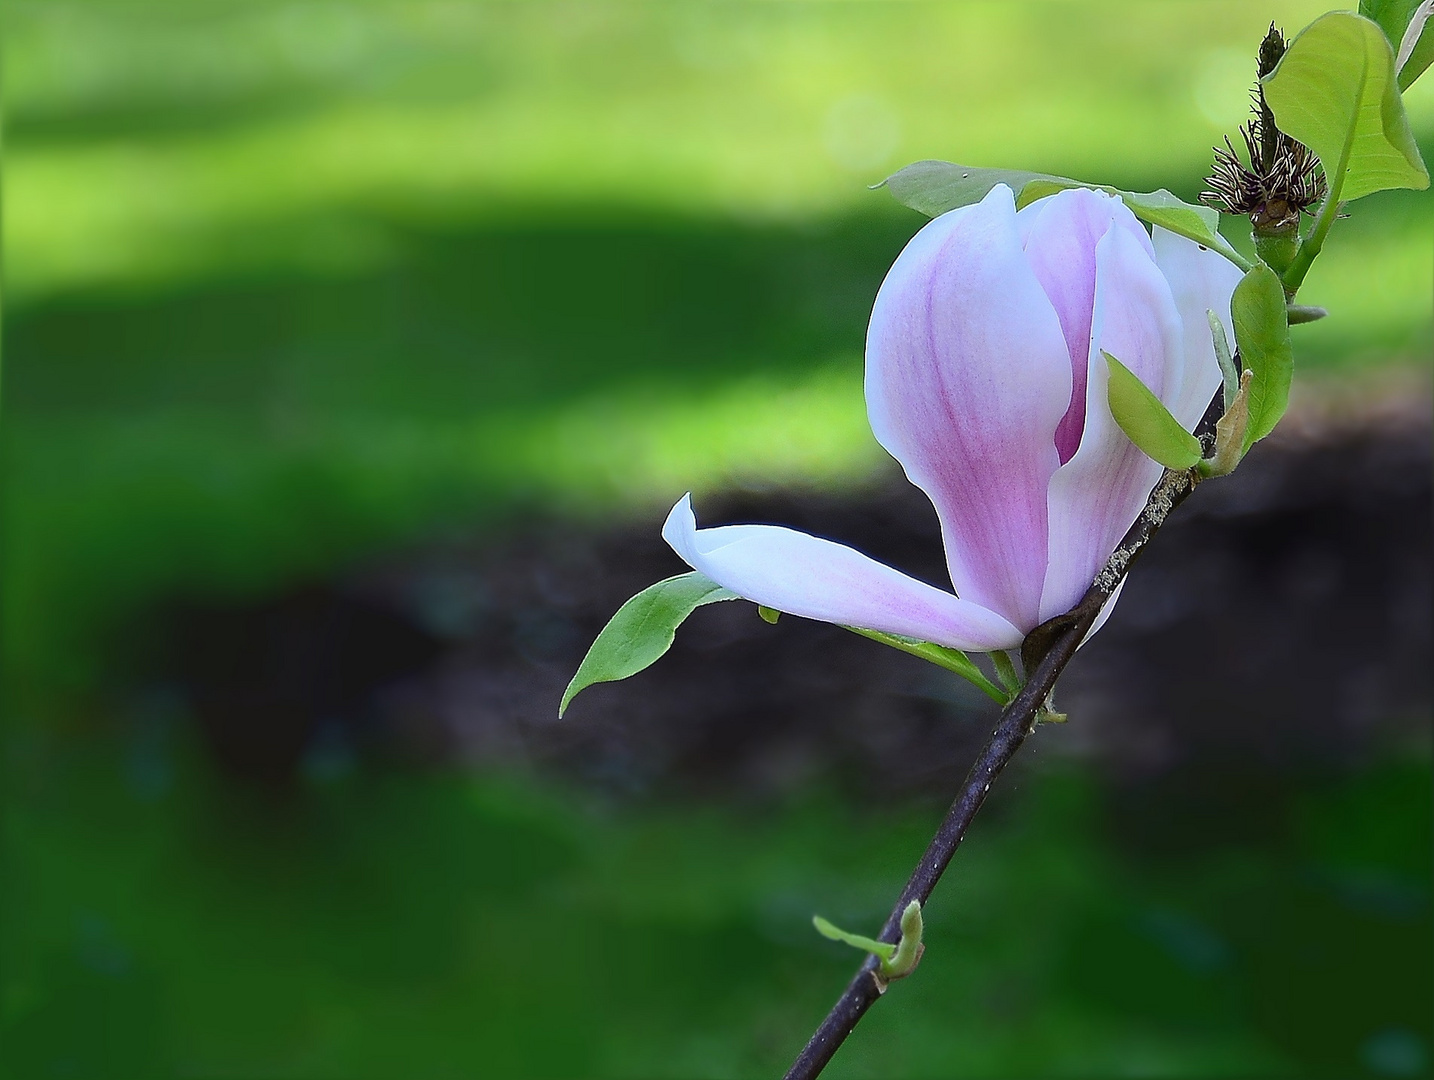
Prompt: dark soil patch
<box><xmin>160</xmin><ymin>398</ymin><xmax>1432</xmax><ymax>806</ymax></box>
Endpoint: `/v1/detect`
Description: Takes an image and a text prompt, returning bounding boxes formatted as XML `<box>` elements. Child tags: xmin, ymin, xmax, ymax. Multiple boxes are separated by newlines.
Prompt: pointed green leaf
<box><xmin>560</xmin><ymin>572</ymin><xmax>737</xmax><ymax>716</ymax></box>
<box><xmin>812</xmin><ymin>915</ymin><xmax>897</xmax><ymax>962</ymax></box>
<box><xmin>1263</xmin><ymin>12</ymin><xmax>1429</xmax><ymax>204</ymax></box>
<box><xmin>1104</xmin><ymin>352</ymin><xmax>1203</xmax><ymax>470</ymax></box>
<box><xmin>990</xmin><ymin>650</ymin><xmax>1022</xmax><ymax>695</ymax></box>
<box><xmin>877</xmin><ymin>162</ymin><xmax>1249</xmax><ymax>270</ymax></box>
<box><xmin>847</xmin><ymin>627</ymin><xmax>1008</xmax><ymax>704</ymax></box>
<box><xmin>1360</xmin><ymin>0</ymin><xmax>1434</xmax><ymax>88</ymax></box>
<box><xmin>1206</xmin><ymin>309</ymin><xmax>1240</xmax><ymax>409</ymax></box>
<box><xmin>1231</xmin><ymin>264</ymin><xmax>1294</xmax><ymax>451</ymax></box>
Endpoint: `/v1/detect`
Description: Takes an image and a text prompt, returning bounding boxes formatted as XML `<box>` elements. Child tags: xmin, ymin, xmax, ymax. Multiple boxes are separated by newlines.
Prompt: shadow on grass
<box><xmin>6</xmin><ymin>205</ymin><xmax>918</xmax><ymax>419</ymax></box>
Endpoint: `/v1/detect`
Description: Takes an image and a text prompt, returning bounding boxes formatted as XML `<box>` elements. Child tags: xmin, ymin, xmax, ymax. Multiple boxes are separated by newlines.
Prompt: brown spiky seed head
<box><xmin>1201</xmin><ymin>24</ymin><xmax>1325</xmax><ymax>230</ymax></box>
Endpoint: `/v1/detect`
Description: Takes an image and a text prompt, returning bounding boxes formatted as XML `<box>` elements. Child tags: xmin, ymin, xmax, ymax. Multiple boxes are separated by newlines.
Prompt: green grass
<box><xmin>4</xmin><ymin>736</ymin><xmax>1428</xmax><ymax>1078</ymax></box>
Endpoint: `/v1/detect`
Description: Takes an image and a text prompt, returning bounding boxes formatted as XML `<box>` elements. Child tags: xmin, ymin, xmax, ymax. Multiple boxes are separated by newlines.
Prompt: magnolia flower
<box><xmin>663</xmin><ymin>184</ymin><xmax>1242</xmax><ymax>653</ymax></box>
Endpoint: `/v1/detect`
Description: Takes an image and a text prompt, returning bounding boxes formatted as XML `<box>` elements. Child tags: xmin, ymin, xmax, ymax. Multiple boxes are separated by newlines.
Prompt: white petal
<box><xmin>1080</xmin><ymin>577</ymin><xmax>1127</xmax><ymax>648</ymax></box>
<box><xmin>1152</xmin><ymin>226</ymin><xmax>1246</xmax><ymax>431</ymax></box>
<box><xmin>662</xmin><ymin>495</ymin><xmax>1023</xmax><ymax>652</ymax></box>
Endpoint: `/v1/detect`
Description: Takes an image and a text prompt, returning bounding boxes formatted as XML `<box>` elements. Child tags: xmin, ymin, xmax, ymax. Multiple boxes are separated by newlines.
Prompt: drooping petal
<box><xmin>662</xmin><ymin>496</ymin><xmax>1023</xmax><ymax>652</ymax></box>
<box><xmin>1039</xmin><ymin>224</ymin><xmax>1184</xmax><ymax>622</ymax></box>
<box><xmin>866</xmin><ymin>184</ymin><xmax>1071</xmax><ymax>632</ymax></box>
<box><xmin>1152</xmin><ymin>226</ymin><xmax>1245</xmax><ymax>431</ymax></box>
<box><xmin>1020</xmin><ymin>188</ymin><xmax>1155</xmax><ymax>462</ymax></box>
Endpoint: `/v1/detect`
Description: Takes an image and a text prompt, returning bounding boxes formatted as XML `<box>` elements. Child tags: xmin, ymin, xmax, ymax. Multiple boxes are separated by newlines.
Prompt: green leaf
<box><xmin>884</xmin><ymin>899</ymin><xmax>925</xmax><ymax>980</ymax></box>
<box><xmin>874</xmin><ymin>161</ymin><xmax>1074</xmax><ymax>218</ymax></box>
<box><xmin>812</xmin><ymin>915</ymin><xmax>897</xmax><ymax>962</ymax></box>
<box><xmin>1104</xmin><ymin>351</ymin><xmax>1203</xmax><ymax>470</ymax></box>
<box><xmin>560</xmin><ymin>572</ymin><xmax>737</xmax><ymax>716</ymax></box>
<box><xmin>1361</xmin><ymin>0</ymin><xmax>1424</xmax><ymax>48</ymax></box>
<box><xmin>1117</xmin><ymin>189</ymin><xmax>1252</xmax><ymax>271</ymax></box>
<box><xmin>1016</xmin><ymin>176</ymin><xmax>1088</xmax><ymax>206</ymax></box>
<box><xmin>847</xmin><ymin>627</ymin><xmax>1008</xmax><ymax>704</ymax></box>
<box><xmin>1263</xmin><ymin>12</ymin><xmax>1429</xmax><ymax>204</ymax></box>
<box><xmin>815</xmin><ymin>901</ymin><xmax>925</xmax><ymax>982</ymax></box>
<box><xmin>877</xmin><ymin>162</ymin><xmax>1250</xmax><ymax>270</ymax></box>
<box><xmin>1206</xmin><ymin>309</ymin><xmax>1240</xmax><ymax>409</ymax></box>
<box><xmin>1230</xmin><ymin>264</ymin><xmax>1294</xmax><ymax>451</ymax></box>
<box><xmin>990</xmin><ymin>650</ymin><xmax>1022</xmax><ymax>695</ymax></box>
<box><xmin>1360</xmin><ymin>0</ymin><xmax>1434</xmax><ymax>89</ymax></box>
<box><xmin>1398</xmin><ymin>5</ymin><xmax>1434</xmax><ymax>89</ymax></box>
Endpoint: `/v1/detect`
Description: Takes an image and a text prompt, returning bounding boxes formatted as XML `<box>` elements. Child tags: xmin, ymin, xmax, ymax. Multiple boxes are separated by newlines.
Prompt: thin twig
<box><xmin>782</xmin><ymin>465</ymin><xmax>1199</xmax><ymax>1080</ymax></box>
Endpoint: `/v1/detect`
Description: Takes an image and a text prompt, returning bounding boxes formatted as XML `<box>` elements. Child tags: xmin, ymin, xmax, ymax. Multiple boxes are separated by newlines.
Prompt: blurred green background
<box><xmin>3</xmin><ymin>2</ymin><xmax>1430</xmax><ymax>1077</ymax></box>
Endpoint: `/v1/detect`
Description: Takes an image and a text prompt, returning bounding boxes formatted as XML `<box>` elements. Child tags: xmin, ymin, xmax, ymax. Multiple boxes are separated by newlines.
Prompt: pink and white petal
<box><xmin>1039</xmin><ymin>225</ymin><xmax>1184</xmax><ymax>622</ymax></box>
<box><xmin>1014</xmin><ymin>196</ymin><xmax>1045</xmax><ymax>245</ymax></box>
<box><xmin>663</xmin><ymin>496</ymin><xmax>1023</xmax><ymax>652</ymax></box>
<box><xmin>1152</xmin><ymin>226</ymin><xmax>1246</xmax><ymax>432</ymax></box>
<box><xmin>1016</xmin><ymin>187</ymin><xmax>1152</xmax><ymax>256</ymax></box>
<box><xmin>866</xmin><ymin>184</ymin><xmax>1071</xmax><ymax>632</ymax></box>
<box><xmin>1021</xmin><ymin>188</ymin><xmax>1153</xmax><ymax>462</ymax></box>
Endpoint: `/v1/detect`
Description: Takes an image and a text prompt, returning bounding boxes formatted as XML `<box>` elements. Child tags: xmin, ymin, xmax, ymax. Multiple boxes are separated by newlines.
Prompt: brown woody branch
<box><xmin>782</xmin><ymin>464</ymin><xmax>1200</xmax><ymax>1080</ymax></box>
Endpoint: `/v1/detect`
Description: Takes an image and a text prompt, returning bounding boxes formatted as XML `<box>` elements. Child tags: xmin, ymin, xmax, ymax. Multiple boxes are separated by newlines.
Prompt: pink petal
<box><xmin>1039</xmin><ymin>224</ymin><xmax>1184</xmax><ymax>622</ymax></box>
<box><xmin>866</xmin><ymin>184</ymin><xmax>1071</xmax><ymax>632</ymax></box>
<box><xmin>1020</xmin><ymin>188</ymin><xmax>1154</xmax><ymax>462</ymax></box>
<box><xmin>662</xmin><ymin>495</ymin><xmax>1023</xmax><ymax>652</ymax></box>
<box><xmin>1152</xmin><ymin>226</ymin><xmax>1245</xmax><ymax>431</ymax></box>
